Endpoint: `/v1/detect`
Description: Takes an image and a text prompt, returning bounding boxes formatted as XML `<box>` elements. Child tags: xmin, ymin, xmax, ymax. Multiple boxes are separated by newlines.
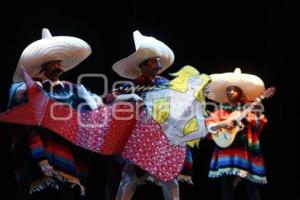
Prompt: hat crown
<box><xmin>42</xmin><ymin>28</ymin><xmax>52</xmax><ymax>39</ymax></box>
<box><xmin>132</xmin><ymin>30</ymin><xmax>160</xmax><ymax>51</ymax></box>
<box><xmin>133</xmin><ymin>30</ymin><xmax>142</xmax><ymax>50</ymax></box>
<box><xmin>234</xmin><ymin>68</ymin><xmax>241</xmax><ymax>74</ymax></box>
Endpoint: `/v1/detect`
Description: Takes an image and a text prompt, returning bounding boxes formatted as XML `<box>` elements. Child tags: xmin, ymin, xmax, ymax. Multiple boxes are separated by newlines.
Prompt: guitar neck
<box><xmin>235</xmin><ymin>94</ymin><xmax>267</xmax><ymax>123</ymax></box>
<box><xmin>236</xmin><ymin>101</ymin><xmax>260</xmax><ymax>123</ymax></box>
<box><xmin>233</xmin><ymin>87</ymin><xmax>275</xmax><ymax>123</ymax></box>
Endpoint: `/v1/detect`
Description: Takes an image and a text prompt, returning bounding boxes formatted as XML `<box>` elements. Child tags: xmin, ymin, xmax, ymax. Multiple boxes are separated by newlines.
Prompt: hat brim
<box><xmin>13</xmin><ymin>36</ymin><xmax>91</xmax><ymax>82</ymax></box>
<box><xmin>207</xmin><ymin>72</ymin><xmax>265</xmax><ymax>103</ymax></box>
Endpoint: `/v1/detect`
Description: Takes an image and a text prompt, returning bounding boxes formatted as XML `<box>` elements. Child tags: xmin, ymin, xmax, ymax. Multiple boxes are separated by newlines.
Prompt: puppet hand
<box><xmin>114</xmin><ymin>94</ymin><xmax>142</xmax><ymax>102</ymax></box>
<box><xmin>92</xmin><ymin>94</ymin><xmax>104</xmax><ymax>107</ymax></box>
<box><xmin>131</xmin><ymin>94</ymin><xmax>143</xmax><ymax>102</ymax></box>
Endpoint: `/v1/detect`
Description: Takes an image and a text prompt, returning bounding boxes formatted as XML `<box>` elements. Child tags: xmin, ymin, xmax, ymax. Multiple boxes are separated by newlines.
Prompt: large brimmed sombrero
<box><xmin>112</xmin><ymin>30</ymin><xmax>174</xmax><ymax>79</ymax></box>
<box><xmin>207</xmin><ymin>68</ymin><xmax>265</xmax><ymax>103</ymax></box>
<box><xmin>13</xmin><ymin>28</ymin><xmax>92</xmax><ymax>82</ymax></box>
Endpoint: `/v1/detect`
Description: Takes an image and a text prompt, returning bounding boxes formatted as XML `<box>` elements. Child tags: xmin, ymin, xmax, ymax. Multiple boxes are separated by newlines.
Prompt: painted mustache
<box><xmin>51</xmin><ymin>68</ymin><xmax>63</xmax><ymax>76</ymax></box>
<box><xmin>51</xmin><ymin>68</ymin><xmax>63</xmax><ymax>75</ymax></box>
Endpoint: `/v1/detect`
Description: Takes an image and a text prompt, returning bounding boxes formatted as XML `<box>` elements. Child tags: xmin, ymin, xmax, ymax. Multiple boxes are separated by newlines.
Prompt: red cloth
<box><xmin>0</xmin><ymin>68</ymin><xmax>186</xmax><ymax>181</ymax></box>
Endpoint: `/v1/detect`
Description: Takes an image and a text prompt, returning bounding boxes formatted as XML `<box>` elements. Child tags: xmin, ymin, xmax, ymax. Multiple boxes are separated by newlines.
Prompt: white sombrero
<box><xmin>112</xmin><ymin>30</ymin><xmax>174</xmax><ymax>79</ymax></box>
<box><xmin>13</xmin><ymin>28</ymin><xmax>92</xmax><ymax>82</ymax></box>
<box><xmin>207</xmin><ymin>68</ymin><xmax>265</xmax><ymax>103</ymax></box>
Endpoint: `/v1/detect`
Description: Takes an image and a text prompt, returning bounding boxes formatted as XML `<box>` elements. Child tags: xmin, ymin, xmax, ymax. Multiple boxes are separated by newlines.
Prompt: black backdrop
<box><xmin>0</xmin><ymin>0</ymin><xmax>292</xmax><ymax>199</ymax></box>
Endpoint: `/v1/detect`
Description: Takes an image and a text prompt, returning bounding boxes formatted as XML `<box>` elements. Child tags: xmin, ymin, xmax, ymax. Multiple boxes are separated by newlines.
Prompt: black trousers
<box><xmin>84</xmin><ymin>155</ymin><xmax>122</xmax><ymax>200</ymax></box>
<box><xmin>221</xmin><ymin>176</ymin><xmax>261</xmax><ymax>200</ymax></box>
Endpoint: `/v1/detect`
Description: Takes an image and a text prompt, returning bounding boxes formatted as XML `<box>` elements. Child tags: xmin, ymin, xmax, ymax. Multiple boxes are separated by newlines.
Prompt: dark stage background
<box><xmin>0</xmin><ymin>0</ymin><xmax>292</xmax><ymax>199</ymax></box>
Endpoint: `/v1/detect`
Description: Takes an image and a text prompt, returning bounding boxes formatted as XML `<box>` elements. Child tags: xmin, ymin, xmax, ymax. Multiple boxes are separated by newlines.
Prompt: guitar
<box><xmin>212</xmin><ymin>87</ymin><xmax>276</xmax><ymax>148</ymax></box>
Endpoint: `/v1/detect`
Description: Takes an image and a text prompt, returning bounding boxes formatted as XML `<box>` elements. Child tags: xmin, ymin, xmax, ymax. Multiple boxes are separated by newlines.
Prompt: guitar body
<box><xmin>212</xmin><ymin>111</ymin><xmax>243</xmax><ymax>148</ymax></box>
